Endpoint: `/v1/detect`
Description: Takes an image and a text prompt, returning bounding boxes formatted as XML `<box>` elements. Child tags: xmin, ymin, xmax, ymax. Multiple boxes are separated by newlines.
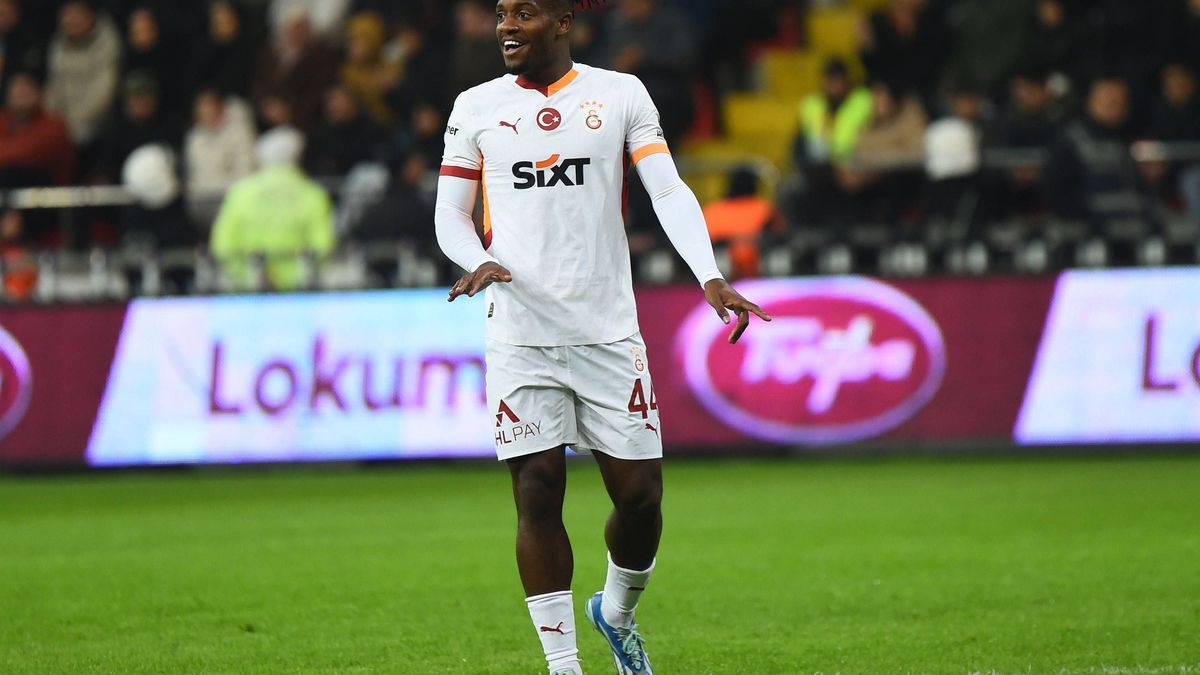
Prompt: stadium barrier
<box><xmin>1</xmin><ymin>269</ymin><xmax>1198</xmax><ymax>468</ymax></box>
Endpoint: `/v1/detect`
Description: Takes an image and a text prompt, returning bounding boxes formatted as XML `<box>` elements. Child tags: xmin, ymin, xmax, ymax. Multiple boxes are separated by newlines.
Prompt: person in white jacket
<box><xmin>184</xmin><ymin>90</ymin><xmax>256</xmax><ymax>225</ymax></box>
<box><xmin>45</xmin><ymin>1</ymin><xmax>121</xmax><ymax>147</ymax></box>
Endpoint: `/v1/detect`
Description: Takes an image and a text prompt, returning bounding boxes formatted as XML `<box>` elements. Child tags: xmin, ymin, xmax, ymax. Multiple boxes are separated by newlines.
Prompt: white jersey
<box><xmin>441</xmin><ymin>63</ymin><xmax>671</xmax><ymax>347</ymax></box>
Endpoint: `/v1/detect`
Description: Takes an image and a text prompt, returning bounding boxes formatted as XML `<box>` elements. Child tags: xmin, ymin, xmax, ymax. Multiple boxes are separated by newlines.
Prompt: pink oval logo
<box><xmin>678</xmin><ymin>278</ymin><xmax>946</xmax><ymax>445</ymax></box>
<box><xmin>0</xmin><ymin>324</ymin><xmax>32</xmax><ymax>440</ymax></box>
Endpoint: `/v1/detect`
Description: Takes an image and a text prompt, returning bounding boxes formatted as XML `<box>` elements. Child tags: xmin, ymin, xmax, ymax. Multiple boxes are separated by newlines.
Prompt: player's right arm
<box><xmin>435</xmin><ymin>92</ymin><xmax>511</xmax><ymax>302</ymax></box>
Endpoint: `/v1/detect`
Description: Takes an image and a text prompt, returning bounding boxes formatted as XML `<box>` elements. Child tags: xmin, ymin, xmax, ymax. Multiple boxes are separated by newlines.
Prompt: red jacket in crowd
<box><xmin>0</xmin><ymin>108</ymin><xmax>76</xmax><ymax>185</ymax></box>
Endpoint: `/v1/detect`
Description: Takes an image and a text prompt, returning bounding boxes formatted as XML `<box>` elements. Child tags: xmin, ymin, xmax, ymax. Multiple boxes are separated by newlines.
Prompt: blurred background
<box><xmin>1</xmin><ymin>0</ymin><xmax>1199</xmax><ymax>466</ymax></box>
<box><xmin>2</xmin><ymin>0</ymin><xmax>1199</xmax><ymax>297</ymax></box>
<box><xmin>2</xmin><ymin>4</ymin><xmax>1198</xmax><ymax>671</ymax></box>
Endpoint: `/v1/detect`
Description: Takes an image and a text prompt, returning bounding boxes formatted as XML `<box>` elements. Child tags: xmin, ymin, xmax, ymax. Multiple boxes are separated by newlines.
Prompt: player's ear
<box><xmin>556</xmin><ymin>10</ymin><xmax>572</xmax><ymax>35</ymax></box>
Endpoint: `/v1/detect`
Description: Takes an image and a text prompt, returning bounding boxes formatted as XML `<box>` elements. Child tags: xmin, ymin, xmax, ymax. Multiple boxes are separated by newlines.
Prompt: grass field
<box><xmin>1</xmin><ymin>456</ymin><xmax>1198</xmax><ymax>674</ymax></box>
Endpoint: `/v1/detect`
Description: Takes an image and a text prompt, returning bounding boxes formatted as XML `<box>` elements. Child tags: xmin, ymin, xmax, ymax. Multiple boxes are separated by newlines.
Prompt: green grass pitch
<box><xmin>2</xmin><ymin>456</ymin><xmax>1198</xmax><ymax>674</ymax></box>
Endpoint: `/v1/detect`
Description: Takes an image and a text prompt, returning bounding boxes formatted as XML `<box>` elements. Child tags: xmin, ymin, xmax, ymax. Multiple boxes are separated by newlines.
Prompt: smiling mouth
<box><xmin>502</xmin><ymin>39</ymin><xmax>527</xmax><ymax>56</ymax></box>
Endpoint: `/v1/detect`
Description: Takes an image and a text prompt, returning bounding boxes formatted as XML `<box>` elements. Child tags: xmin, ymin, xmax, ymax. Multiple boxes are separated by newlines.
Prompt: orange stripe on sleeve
<box><xmin>481</xmin><ymin>175</ymin><xmax>492</xmax><ymax>249</ymax></box>
<box><xmin>630</xmin><ymin>143</ymin><xmax>670</xmax><ymax>165</ymax></box>
<box><xmin>440</xmin><ymin>165</ymin><xmax>482</xmax><ymax>180</ymax></box>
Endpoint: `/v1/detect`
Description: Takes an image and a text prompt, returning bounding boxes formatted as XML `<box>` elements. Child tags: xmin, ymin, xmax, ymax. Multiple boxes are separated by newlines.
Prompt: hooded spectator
<box><xmin>45</xmin><ymin>0</ymin><xmax>121</xmax><ymax>147</ymax></box>
<box><xmin>0</xmin><ymin>71</ymin><xmax>74</xmax><ymax>186</ymax></box>
<box><xmin>210</xmin><ymin>127</ymin><xmax>335</xmax><ymax>291</ymax></box>
<box><xmin>340</xmin><ymin>12</ymin><xmax>401</xmax><ymax>126</ymax></box>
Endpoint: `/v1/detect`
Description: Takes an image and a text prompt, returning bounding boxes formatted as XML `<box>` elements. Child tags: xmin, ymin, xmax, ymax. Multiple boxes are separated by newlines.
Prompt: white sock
<box><xmin>601</xmin><ymin>552</ymin><xmax>655</xmax><ymax>628</ymax></box>
<box><xmin>526</xmin><ymin>590</ymin><xmax>580</xmax><ymax>673</ymax></box>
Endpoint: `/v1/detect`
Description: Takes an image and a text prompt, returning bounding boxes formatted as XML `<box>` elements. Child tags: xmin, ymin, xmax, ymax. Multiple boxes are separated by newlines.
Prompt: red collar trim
<box><xmin>515</xmin><ymin>66</ymin><xmax>579</xmax><ymax>97</ymax></box>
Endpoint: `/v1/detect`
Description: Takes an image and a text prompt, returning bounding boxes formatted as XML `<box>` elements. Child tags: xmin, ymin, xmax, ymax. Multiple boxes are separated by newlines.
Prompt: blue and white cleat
<box><xmin>584</xmin><ymin>592</ymin><xmax>653</xmax><ymax>675</ymax></box>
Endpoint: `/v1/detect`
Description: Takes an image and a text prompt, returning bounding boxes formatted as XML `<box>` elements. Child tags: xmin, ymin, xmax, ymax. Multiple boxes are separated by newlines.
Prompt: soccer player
<box><xmin>435</xmin><ymin>1</ymin><xmax>770</xmax><ymax>672</ymax></box>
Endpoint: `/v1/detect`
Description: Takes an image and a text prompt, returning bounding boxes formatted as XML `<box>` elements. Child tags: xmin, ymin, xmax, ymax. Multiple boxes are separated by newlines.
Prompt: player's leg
<box><xmin>509</xmin><ymin>446</ymin><xmax>582</xmax><ymax>675</ymax></box>
<box><xmin>592</xmin><ymin>452</ymin><xmax>661</xmax><ymax>626</ymax></box>
<box><xmin>569</xmin><ymin>334</ymin><xmax>662</xmax><ymax>673</ymax></box>
<box><xmin>508</xmin><ymin>445</ymin><xmax>573</xmax><ymax>596</ymax></box>
<box><xmin>488</xmin><ymin>338</ymin><xmax>583</xmax><ymax>674</ymax></box>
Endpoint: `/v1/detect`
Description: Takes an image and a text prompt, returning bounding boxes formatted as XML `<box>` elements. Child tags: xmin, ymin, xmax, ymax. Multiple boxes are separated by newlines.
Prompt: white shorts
<box><xmin>485</xmin><ymin>332</ymin><xmax>664</xmax><ymax>461</ymax></box>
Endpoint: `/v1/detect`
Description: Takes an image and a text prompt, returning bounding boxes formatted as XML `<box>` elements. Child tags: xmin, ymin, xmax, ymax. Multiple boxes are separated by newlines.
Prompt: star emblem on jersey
<box><xmin>579</xmin><ymin>100</ymin><xmax>604</xmax><ymax>130</ymax></box>
<box><xmin>537</xmin><ymin>107</ymin><xmax>562</xmax><ymax>131</ymax></box>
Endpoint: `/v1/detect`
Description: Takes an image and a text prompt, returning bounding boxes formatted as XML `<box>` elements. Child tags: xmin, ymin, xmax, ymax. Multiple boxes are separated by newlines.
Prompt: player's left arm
<box><xmin>633</xmin><ymin>151</ymin><xmax>771</xmax><ymax>343</ymax></box>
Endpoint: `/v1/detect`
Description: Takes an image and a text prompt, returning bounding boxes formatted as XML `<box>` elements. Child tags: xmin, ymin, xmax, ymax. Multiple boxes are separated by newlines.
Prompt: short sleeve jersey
<box><xmin>441</xmin><ymin>63</ymin><xmax>670</xmax><ymax>347</ymax></box>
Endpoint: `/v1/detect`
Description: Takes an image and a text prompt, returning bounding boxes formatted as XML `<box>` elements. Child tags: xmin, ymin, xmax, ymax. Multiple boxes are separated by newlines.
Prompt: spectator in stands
<box><xmin>792</xmin><ymin>57</ymin><xmax>872</xmax><ymax>226</ymax></box>
<box><xmin>1165</xmin><ymin>0</ymin><xmax>1200</xmax><ymax>76</ymax></box>
<box><xmin>354</xmin><ymin>152</ymin><xmax>435</xmax><ymax>246</ymax></box>
<box><xmin>192</xmin><ymin>0</ymin><xmax>256</xmax><ymax>99</ymax></box>
<box><xmin>0</xmin><ymin>71</ymin><xmax>74</xmax><ymax>187</ymax></box>
<box><xmin>306</xmin><ymin>84</ymin><xmax>387</xmax><ymax>176</ymax></box>
<box><xmin>45</xmin><ymin>0</ymin><xmax>121</xmax><ymax>150</ymax></box>
<box><xmin>94</xmin><ymin>71</ymin><xmax>178</xmax><ymax>184</ymax></box>
<box><xmin>858</xmin><ymin>0</ymin><xmax>949</xmax><ymax>106</ymax></box>
<box><xmin>121</xmin><ymin>6</ymin><xmax>186</xmax><ymax>127</ymax></box>
<box><xmin>836</xmin><ymin>81</ymin><xmax>927</xmax><ymax>223</ymax></box>
<box><xmin>0</xmin><ymin>0</ymin><xmax>46</xmax><ymax>93</ymax></box>
<box><xmin>0</xmin><ymin>208</ymin><xmax>37</xmax><ymax>301</ymax></box>
<box><xmin>988</xmin><ymin>68</ymin><xmax>1065</xmax><ymax>215</ymax></box>
<box><xmin>253</xmin><ymin>8</ymin><xmax>340</xmax><ymax>134</ymax></box>
<box><xmin>596</xmin><ymin>0</ymin><xmax>698</xmax><ymax>143</ymax></box>
<box><xmin>386</xmin><ymin>16</ymin><xmax>451</xmax><ymax>121</ymax></box>
<box><xmin>1017</xmin><ymin>0</ymin><xmax>1090</xmax><ymax>99</ymax></box>
<box><xmin>449</xmin><ymin>0</ymin><xmax>506</xmax><ymax>101</ymax></box>
<box><xmin>255</xmin><ymin>88</ymin><xmax>295</xmax><ymax>132</ymax></box>
<box><xmin>990</xmin><ymin>68</ymin><xmax>1064</xmax><ymax>151</ymax></box>
<box><xmin>340</xmin><ymin>12</ymin><xmax>401</xmax><ymax>126</ymax></box>
<box><xmin>406</xmin><ymin>100</ymin><xmax>447</xmax><ymax>170</ymax></box>
<box><xmin>1148</xmin><ymin>63</ymin><xmax>1200</xmax><ymax>228</ymax></box>
<box><xmin>185</xmin><ymin>88</ymin><xmax>256</xmax><ymax>225</ymax></box>
<box><xmin>702</xmin><ymin>167</ymin><xmax>784</xmax><ymax>279</ymax></box>
<box><xmin>270</xmin><ymin>0</ymin><xmax>353</xmax><ymax>41</ymax></box>
<box><xmin>923</xmin><ymin>80</ymin><xmax>993</xmax><ymax>231</ymax></box>
<box><xmin>211</xmin><ymin>127</ymin><xmax>335</xmax><ymax>291</ymax></box>
<box><xmin>1044</xmin><ymin>77</ymin><xmax>1158</xmax><ymax>233</ymax></box>
<box><xmin>797</xmin><ymin>58</ymin><xmax>873</xmax><ymax>167</ymax></box>
<box><xmin>1148</xmin><ymin>63</ymin><xmax>1200</xmax><ymax>143</ymax></box>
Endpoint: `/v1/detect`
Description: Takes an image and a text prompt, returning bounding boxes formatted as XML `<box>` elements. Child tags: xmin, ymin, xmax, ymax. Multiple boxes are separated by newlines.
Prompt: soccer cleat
<box><xmin>584</xmin><ymin>592</ymin><xmax>653</xmax><ymax>674</ymax></box>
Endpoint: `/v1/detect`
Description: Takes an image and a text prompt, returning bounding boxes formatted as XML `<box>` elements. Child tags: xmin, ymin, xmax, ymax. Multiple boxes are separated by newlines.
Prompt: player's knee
<box><xmin>513</xmin><ymin>461</ymin><xmax>566</xmax><ymax>524</ymax></box>
<box><xmin>615</xmin><ymin>471</ymin><xmax>662</xmax><ymax>521</ymax></box>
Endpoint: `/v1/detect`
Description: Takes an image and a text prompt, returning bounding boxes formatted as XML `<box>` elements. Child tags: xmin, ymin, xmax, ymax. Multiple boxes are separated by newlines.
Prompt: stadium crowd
<box><xmin>1</xmin><ymin>0</ymin><xmax>1199</xmax><ymax>297</ymax></box>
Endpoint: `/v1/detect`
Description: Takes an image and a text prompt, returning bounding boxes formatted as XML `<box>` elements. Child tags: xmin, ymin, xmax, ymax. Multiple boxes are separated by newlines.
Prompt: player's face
<box><xmin>496</xmin><ymin>0</ymin><xmax>568</xmax><ymax>76</ymax></box>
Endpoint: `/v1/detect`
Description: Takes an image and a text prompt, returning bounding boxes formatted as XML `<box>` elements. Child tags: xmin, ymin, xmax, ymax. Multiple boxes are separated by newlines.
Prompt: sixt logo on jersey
<box><xmin>512</xmin><ymin>154</ymin><xmax>590</xmax><ymax>190</ymax></box>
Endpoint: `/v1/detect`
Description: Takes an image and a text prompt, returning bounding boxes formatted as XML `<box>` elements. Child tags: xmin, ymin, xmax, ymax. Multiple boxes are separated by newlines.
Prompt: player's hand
<box><xmin>703</xmin><ymin>278</ymin><xmax>772</xmax><ymax>344</ymax></box>
<box><xmin>448</xmin><ymin>261</ymin><xmax>512</xmax><ymax>302</ymax></box>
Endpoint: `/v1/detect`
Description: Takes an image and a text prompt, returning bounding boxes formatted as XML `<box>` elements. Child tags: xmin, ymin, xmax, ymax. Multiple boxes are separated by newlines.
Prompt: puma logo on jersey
<box><xmin>499</xmin><ymin>118</ymin><xmax>520</xmax><ymax>134</ymax></box>
<box><xmin>513</xmin><ymin>154</ymin><xmax>591</xmax><ymax>190</ymax></box>
<box><xmin>644</xmin><ymin>423</ymin><xmax>658</xmax><ymax>437</ymax></box>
